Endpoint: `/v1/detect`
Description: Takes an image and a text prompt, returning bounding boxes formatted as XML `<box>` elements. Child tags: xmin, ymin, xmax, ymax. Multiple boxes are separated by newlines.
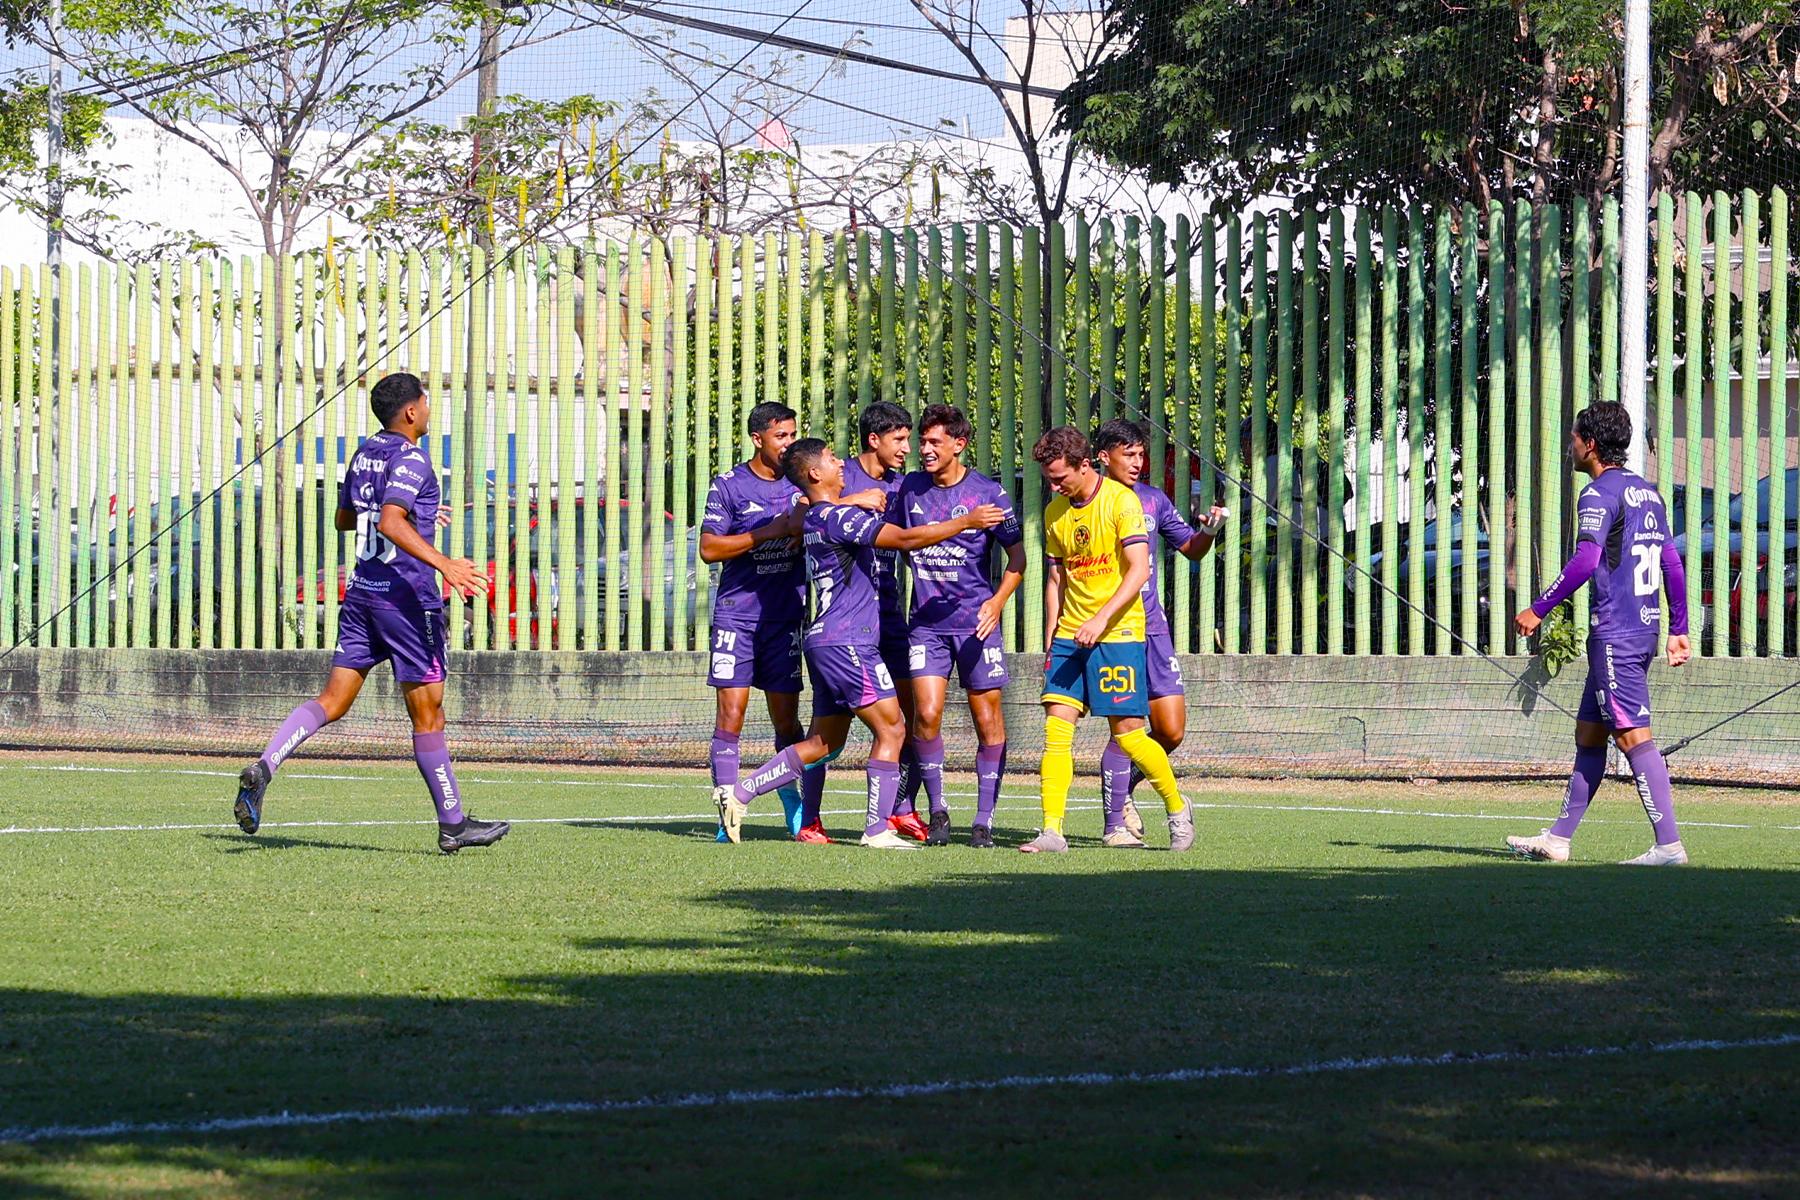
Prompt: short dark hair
<box><xmin>1032</xmin><ymin>425</ymin><xmax>1090</xmax><ymax>470</ymax></box>
<box><xmin>782</xmin><ymin>437</ymin><xmax>829</xmax><ymax>489</ymax></box>
<box><xmin>748</xmin><ymin>402</ymin><xmax>797</xmax><ymax>437</ymax></box>
<box><xmin>918</xmin><ymin>403</ymin><xmax>972</xmax><ymax>443</ymax></box>
<box><xmin>370</xmin><ymin>372</ymin><xmax>424</xmax><ymax>429</ymax></box>
<box><xmin>1573</xmin><ymin>402</ymin><xmax>1631</xmax><ymax>466</ymax></box>
<box><xmin>1091</xmin><ymin>418</ymin><xmax>1147</xmax><ymax>456</ymax></box>
<box><xmin>858</xmin><ymin>401</ymin><xmax>912</xmax><ymax>447</ymax></box>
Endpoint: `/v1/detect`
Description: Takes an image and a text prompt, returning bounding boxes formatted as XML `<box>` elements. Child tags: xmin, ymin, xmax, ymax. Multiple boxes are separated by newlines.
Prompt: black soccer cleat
<box><xmin>925</xmin><ymin>810</ymin><xmax>952</xmax><ymax>846</ymax></box>
<box><xmin>439</xmin><ymin>814</ymin><xmax>510</xmax><ymax>854</ymax></box>
<box><xmin>234</xmin><ymin>760</ymin><xmax>271</xmax><ymax>835</ymax></box>
<box><xmin>968</xmin><ymin>823</ymin><xmax>994</xmax><ymax>849</ymax></box>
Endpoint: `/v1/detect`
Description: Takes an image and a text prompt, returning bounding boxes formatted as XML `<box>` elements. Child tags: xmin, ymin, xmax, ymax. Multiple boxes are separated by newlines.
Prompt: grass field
<box><xmin>1</xmin><ymin>750</ymin><xmax>1797</xmax><ymax>1198</ymax></box>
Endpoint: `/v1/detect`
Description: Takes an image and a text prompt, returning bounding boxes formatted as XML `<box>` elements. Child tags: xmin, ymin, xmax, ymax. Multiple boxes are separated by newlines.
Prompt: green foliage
<box><xmin>1059</xmin><ymin>1</ymin><xmax>1800</xmax><ymax>211</ymax></box>
<box><xmin>1537</xmin><ymin>600</ymin><xmax>1588</xmax><ymax>676</ymax></box>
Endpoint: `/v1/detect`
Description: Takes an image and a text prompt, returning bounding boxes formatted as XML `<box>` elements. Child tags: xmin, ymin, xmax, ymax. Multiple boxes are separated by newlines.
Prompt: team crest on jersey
<box><xmin>1073</xmin><ymin>525</ymin><xmax>1091</xmax><ymax>550</ymax></box>
<box><xmin>951</xmin><ymin>505</ymin><xmax>969</xmax><ymax>518</ymax></box>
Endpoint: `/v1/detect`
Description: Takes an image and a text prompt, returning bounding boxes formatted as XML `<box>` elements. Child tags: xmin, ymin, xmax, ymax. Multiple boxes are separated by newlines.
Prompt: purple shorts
<box><xmin>908</xmin><ymin>627</ymin><xmax>1009</xmax><ymax>691</ymax></box>
<box><xmin>333</xmin><ymin>598</ymin><xmax>446</xmax><ymax>684</ymax></box>
<box><xmin>881</xmin><ymin>631</ymin><xmax>913</xmax><ymax>684</ymax></box>
<box><xmin>708</xmin><ymin>621</ymin><xmax>804</xmax><ymax>694</ymax></box>
<box><xmin>807</xmin><ymin>642</ymin><xmax>898</xmax><ymax>717</ymax></box>
<box><xmin>1578</xmin><ymin>637</ymin><xmax>1654</xmax><ymax>730</ymax></box>
<box><xmin>1144</xmin><ymin>628</ymin><xmax>1185</xmax><ymax>700</ymax></box>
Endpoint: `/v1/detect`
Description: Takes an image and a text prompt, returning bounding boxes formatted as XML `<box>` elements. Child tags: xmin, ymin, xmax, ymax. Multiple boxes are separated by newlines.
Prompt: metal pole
<box><xmin>1620</xmin><ymin>0</ymin><xmax>1652</xmax><ymax>472</ymax></box>
<box><xmin>46</xmin><ymin>0</ymin><xmax>64</xmax><ymax>268</ymax></box>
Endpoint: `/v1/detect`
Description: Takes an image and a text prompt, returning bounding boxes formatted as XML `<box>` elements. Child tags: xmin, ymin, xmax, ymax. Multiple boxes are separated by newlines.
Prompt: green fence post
<box><xmin>1248</xmin><ymin>213</ymin><xmax>1270</xmax><ymax>654</ymax></box>
<box><xmin>1654</xmin><ymin>196</ymin><xmax>1676</xmax><ymax>647</ymax></box>
<box><xmin>1048</xmin><ymin>221</ymin><xmax>1067</xmax><ymax>428</ymax></box>
<box><xmin>1601</xmin><ymin>198</ymin><xmax>1621</xmax><ymax>408</ymax></box>
<box><xmin>997</xmin><ymin>226</ymin><xmax>1017</xmax><ymax>650</ymax></box>
<box><xmin>1149</xmin><ymin>215</ymin><xmax>1170</xmax><ymax>520</ymax></box>
<box><xmin>691</xmin><ymin>240</ymin><xmax>713</xmax><ymax>633</ymax></box>
<box><xmin>1223</xmin><ymin>214</ymin><xmax>1245</xmax><ymax>654</ymax></box>
<box><xmin>1173</xmin><ymin>215</ymin><xmax>1195</xmax><ymax>654</ymax></box>
<box><xmin>1682</xmin><ymin>196</ymin><xmax>1705</xmax><ymax>651</ymax></box>
<box><xmin>1458</xmin><ymin>207</ymin><xmax>1481</xmax><ymax>651</ymax></box>
<box><xmin>973</xmin><ymin>225</ymin><xmax>993</xmax><ymax>472</ymax></box>
<box><xmin>1020</xmin><ymin>227</ymin><xmax>1045</xmax><ymax>654</ymax></box>
<box><xmin>1405</xmin><ymin>210</ymin><xmax>1427</xmax><ymax>654</ymax></box>
<box><xmin>949</xmin><ymin>225</ymin><xmax>968</xmax><ymax>431</ymax></box>
<box><xmin>1710</xmin><ymin>192</ymin><xmax>1732</xmax><ymax>658</ymax></box>
<box><xmin>1122</xmin><ymin>216</ymin><xmax>1142</xmax><ymax>431</ymax></box>
<box><xmin>511</xmin><ymin>250</ymin><xmax>533</xmax><ymax>652</ymax></box>
<box><xmin>1486</xmin><ymin>205</ymin><xmax>1508</xmax><ymax>654</ymax></box>
<box><xmin>1538</xmin><ymin>205</ymin><xmax>1565</xmax><ymax>629</ymax></box>
<box><xmin>1273</xmin><ymin>213</ymin><xmax>1295</xmax><ymax>655</ymax></box>
<box><xmin>1512</xmin><ymin>205</ymin><xmax>1535</xmax><ymax>655</ymax></box>
<box><xmin>1768</xmin><ymin>189</ymin><xmax>1789</xmax><ymax>657</ymax></box>
<box><xmin>1431</xmin><ymin>213</ymin><xmax>1453</xmax><ymax>651</ymax></box>
<box><xmin>556</xmin><ymin>247</ymin><xmax>580</xmax><ymax>648</ymax></box>
<box><xmin>1300</xmin><ymin>212</ymin><xmax>1321</xmax><ymax>655</ymax></box>
<box><xmin>1327</xmin><ymin>210</ymin><xmax>1347</xmax><ymax>656</ymax></box>
<box><xmin>1072</xmin><ymin>214</ymin><xmax>1093</xmax><ymax>429</ymax></box>
<box><xmin>1353</xmin><ymin>210</ymin><xmax>1373</xmax><ymax>656</ymax></box>
<box><xmin>1739</xmin><ymin>189</ymin><xmax>1762</xmax><ymax>655</ymax></box>
<box><xmin>647</xmin><ymin>238</ymin><xmax>669</xmax><ymax>653</ymax></box>
<box><xmin>927</xmin><ymin>225</ymin><xmax>946</xmax><ymax>414</ymax></box>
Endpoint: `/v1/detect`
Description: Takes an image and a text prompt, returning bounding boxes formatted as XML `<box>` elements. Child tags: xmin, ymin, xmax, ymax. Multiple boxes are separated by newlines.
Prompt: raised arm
<box><xmin>873</xmin><ymin>504</ymin><xmax>1003</xmax><ymax>552</ymax></box>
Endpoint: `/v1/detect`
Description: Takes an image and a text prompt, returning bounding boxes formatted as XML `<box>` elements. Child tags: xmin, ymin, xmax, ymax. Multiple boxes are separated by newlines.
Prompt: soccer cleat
<box><xmin>1019</xmin><ymin>828</ymin><xmax>1069</xmax><ymax>854</ymax></box>
<box><xmin>968</xmin><ymin>823</ymin><xmax>995</xmax><ymax>849</ymax></box>
<box><xmin>714</xmin><ymin>785</ymin><xmax>747</xmax><ymax>844</ymax></box>
<box><xmin>795</xmin><ymin>822</ymin><xmax>832</xmax><ymax>845</ymax></box>
<box><xmin>1121</xmin><ymin>798</ymin><xmax>1146</xmax><ymax>841</ymax></box>
<box><xmin>1102</xmin><ymin>827</ymin><xmax>1147</xmax><ymax>849</ymax></box>
<box><xmin>925</xmin><ymin>811</ymin><xmax>952</xmax><ymax>846</ymax></box>
<box><xmin>1167</xmin><ymin>804</ymin><xmax>1196</xmax><ymax>853</ymax></box>
<box><xmin>1506</xmin><ymin>830</ymin><xmax>1571</xmax><ymax>862</ymax></box>
<box><xmin>1620</xmin><ymin>840</ymin><xmax>1687</xmax><ymax>866</ymax></box>
<box><xmin>234</xmin><ymin>760</ymin><xmax>271</xmax><ymax>835</ymax></box>
<box><xmin>715</xmin><ymin>825</ymin><xmax>731</xmax><ymax>843</ymax></box>
<box><xmin>777</xmin><ymin>785</ymin><xmax>805</xmax><ymax>839</ymax></box>
<box><xmin>888</xmin><ymin>810</ymin><xmax>930</xmax><ymax>841</ymax></box>
<box><xmin>859</xmin><ymin>829</ymin><xmax>918</xmax><ymax>850</ymax></box>
<box><xmin>438</xmin><ymin>814</ymin><xmax>510</xmax><ymax>854</ymax></box>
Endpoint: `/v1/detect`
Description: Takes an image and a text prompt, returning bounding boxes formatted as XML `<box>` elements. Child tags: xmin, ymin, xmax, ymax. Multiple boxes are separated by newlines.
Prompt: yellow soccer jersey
<box><xmin>1044</xmin><ymin>475</ymin><xmax>1149</xmax><ymax>643</ymax></box>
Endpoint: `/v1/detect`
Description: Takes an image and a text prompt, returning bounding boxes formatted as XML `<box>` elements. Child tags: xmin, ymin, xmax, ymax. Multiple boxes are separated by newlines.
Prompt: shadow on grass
<box><xmin>201</xmin><ymin>833</ymin><xmax>434</xmax><ymax>857</ymax></box>
<box><xmin>2</xmin><ymin>864</ymin><xmax>1797</xmax><ymax>1196</ymax></box>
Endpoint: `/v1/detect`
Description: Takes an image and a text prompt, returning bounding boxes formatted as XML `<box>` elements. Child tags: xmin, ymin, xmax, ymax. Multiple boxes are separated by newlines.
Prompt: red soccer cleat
<box><xmin>888</xmin><ymin>811</ymin><xmax>929</xmax><ymax>841</ymax></box>
<box><xmin>796</xmin><ymin>822</ymin><xmax>832</xmax><ymax>844</ymax></box>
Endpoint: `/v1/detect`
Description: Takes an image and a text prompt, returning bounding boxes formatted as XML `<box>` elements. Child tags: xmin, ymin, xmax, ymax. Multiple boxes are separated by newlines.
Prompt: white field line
<box><xmin>3</xmin><ymin>1030</ymin><xmax>1794</xmax><ymax>1147</ymax></box>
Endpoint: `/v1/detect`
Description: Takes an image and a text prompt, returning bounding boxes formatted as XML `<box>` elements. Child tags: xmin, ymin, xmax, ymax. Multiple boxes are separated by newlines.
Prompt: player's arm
<box><xmin>1074</xmin><ymin>539</ymin><xmax>1150</xmax><ymax>647</ymax></box>
<box><xmin>1662</xmin><ymin>539</ymin><xmax>1691</xmax><ymax>666</ymax></box>
<box><xmin>1517</xmin><ymin>489</ymin><xmax>1610</xmax><ymax>637</ymax></box>
<box><xmin>1176</xmin><ymin>507</ymin><xmax>1229</xmax><ymax>561</ymax></box>
<box><xmin>698</xmin><ymin>482</ymin><xmax>802</xmax><ymax>563</ymax></box>
<box><xmin>873</xmin><ymin>504</ymin><xmax>1003</xmax><ymax>552</ymax></box>
<box><xmin>840</xmin><ymin>488</ymin><xmax>887</xmax><ymax>512</ymax></box>
<box><xmin>1043</xmin><ymin>558</ymin><xmax>1066</xmax><ymax>655</ymax></box>
<box><xmin>975</xmin><ymin>541</ymin><xmax>1026</xmax><ymax>641</ymax></box>
<box><xmin>335</xmin><ymin>507</ymin><xmax>356</xmax><ymax>532</ymax></box>
<box><xmin>376</xmin><ymin>503</ymin><xmax>487</xmax><ymax>597</ymax></box>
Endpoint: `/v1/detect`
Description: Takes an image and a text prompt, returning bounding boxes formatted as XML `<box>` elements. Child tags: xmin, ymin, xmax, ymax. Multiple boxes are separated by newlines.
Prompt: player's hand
<box><xmin>441</xmin><ymin>557</ymin><xmax>488</xmax><ymax>599</ymax></box>
<box><xmin>1514</xmin><ymin>607</ymin><xmax>1542</xmax><ymax>638</ymax></box>
<box><xmin>1073</xmin><ymin>616</ymin><xmax>1108</xmax><ymax>647</ymax></box>
<box><xmin>842</xmin><ymin>488</ymin><xmax>887</xmax><ymax>512</ymax></box>
<box><xmin>1667</xmin><ymin>633</ymin><xmax>1691</xmax><ymax>668</ymax></box>
<box><xmin>959</xmin><ymin>504</ymin><xmax>1005</xmax><ymax>531</ymax></box>
<box><xmin>975</xmin><ymin>596</ymin><xmax>1004</xmax><ymax>640</ymax></box>
<box><xmin>435</xmin><ymin>507</ymin><xmax>453</xmax><ymax>529</ymax></box>
<box><xmin>1197</xmin><ymin>505</ymin><xmax>1229</xmax><ymax>536</ymax></box>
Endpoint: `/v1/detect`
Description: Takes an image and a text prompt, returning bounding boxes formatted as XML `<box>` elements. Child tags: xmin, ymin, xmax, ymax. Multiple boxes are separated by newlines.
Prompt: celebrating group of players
<box><xmin>231</xmin><ymin>370</ymin><xmax>1695</xmax><ymax>867</ymax></box>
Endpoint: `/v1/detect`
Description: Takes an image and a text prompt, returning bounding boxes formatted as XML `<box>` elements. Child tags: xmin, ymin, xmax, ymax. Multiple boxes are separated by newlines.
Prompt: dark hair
<box><xmin>782</xmin><ymin>437</ymin><xmax>829</xmax><ymax>489</ymax></box>
<box><xmin>370</xmin><ymin>372</ymin><xmax>424</xmax><ymax>429</ymax></box>
<box><xmin>918</xmin><ymin>403</ymin><xmax>973</xmax><ymax>443</ymax></box>
<box><xmin>1091</xmin><ymin>418</ymin><xmax>1147</xmax><ymax>456</ymax></box>
<box><xmin>858</xmin><ymin>401</ymin><xmax>913</xmax><ymax>447</ymax></box>
<box><xmin>1032</xmin><ymin>425</ymin><xmax>1090</xmax><ymax>470</ymax></box>
<box><xmin>1573</xmin><ymin>402</ymin><xmax>1631</xmax><ymax>466</ymax></box>
<box><xmin>748</xmin><ymin>402</ymin><xmax>797</xmax><ymax>437</ymax></box>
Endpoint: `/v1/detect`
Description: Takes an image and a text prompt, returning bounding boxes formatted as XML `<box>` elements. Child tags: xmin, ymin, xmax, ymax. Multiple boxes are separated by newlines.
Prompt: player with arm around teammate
<box><xmin>1025</xmin><ymin>427</ymin><xmax>1195</xmax><ymax>853</ymax></box>
<box><xmin>1092</xmin><ymin>419</ymin><xmax>1227</xmax><ymax>847</ymax></box>
<box><xmin>233</xmin><ymin>372</ymin><xmax>506</xmax><ymax>854</ymax></box>
<box><xmin>890</xmin><ymin>404</ymin><xmax>1026</xmax><ymax>848</ymax></box>
<box><xmin>716</xmin><ymin>439</ymin><xmax>1004</xmax><ymax>848</ymax></box>
<box><xmin>1507</xmin><ymin>401</ymin><xmax>1693</xmax><ymax>866</ymax></box>
<box><xmin>699</xmin><ymin>402</ymin><xmax>814</xmax><ymax>840</ymax></box>
<box><xmin>840</xmin><ymin>400</ymin><xmax>926</xmax><ymax>840</ymax></box>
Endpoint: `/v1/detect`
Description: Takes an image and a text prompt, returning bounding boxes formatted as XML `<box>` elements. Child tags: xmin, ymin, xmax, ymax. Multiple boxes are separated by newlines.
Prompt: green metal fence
<box><xmin>2</xmin><ymin>193</ymin><xmax>1794</xmax><ymax>657</ymax></box>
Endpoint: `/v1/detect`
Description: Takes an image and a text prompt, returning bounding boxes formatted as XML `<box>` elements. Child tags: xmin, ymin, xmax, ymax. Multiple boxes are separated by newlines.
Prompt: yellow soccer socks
<box><xmin>1117</xmin><ymin>725</ymin><xmax>1184</xmax><ymax>815</ymax></box>
<box><xmin>1039</xmin><ymin>714</ymin><xmax>1076</xmax><ymax>834</ymax></box>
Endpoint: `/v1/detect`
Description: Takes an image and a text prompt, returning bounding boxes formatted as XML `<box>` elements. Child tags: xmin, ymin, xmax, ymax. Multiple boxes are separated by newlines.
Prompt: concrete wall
<box><xmin>3</xmin><ymin>648</ymin><xmax>1795</xmax><ymax>784</ymax></box>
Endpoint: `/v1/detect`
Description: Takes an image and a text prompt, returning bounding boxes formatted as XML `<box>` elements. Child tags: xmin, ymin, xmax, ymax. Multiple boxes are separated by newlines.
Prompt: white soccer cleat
<box><xmin>1167</xmin><ymin>803</ymin><xmax>1196</xmax><ymax>853</ymax></box>
<box><xmin>1102</xmin><ymin>827</ymin><xmax>1146</xmax><ymax>849</ymax></box>
<box><xmin>1620</xmin><ymin>841</ymin><xmax>1688</xmax><ymax>866</ymax></box>
<box><xmin>1121</xmin><ymin>799</ymin><xmax>1146</xmax><ymax>841</ymax></box>
<box><xmin>1019</xmin><ymin>828</ymin><xmax>1069</xmax><ymax>854</ymax></box>
<box><xmin>858</xmin><ymin>828</ymin><xmax>918</xmax><ymax>850</ymax></box>
<box><xmin>1506</xmin><ymin>830</ymin><xmax>1571</xmax><ymax>862</ymax></box>
<box><xmin>714</xmin><ymin>785</ymin><xmax>747</xmax><ymax>844</ymax></box>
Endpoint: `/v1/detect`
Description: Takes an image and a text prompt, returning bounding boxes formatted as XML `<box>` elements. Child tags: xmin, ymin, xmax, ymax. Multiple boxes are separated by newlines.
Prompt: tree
<box><xmin>1058</xmin><ymin>1</ymin><xmax>1800</xmax><ymax>213</ymax></box>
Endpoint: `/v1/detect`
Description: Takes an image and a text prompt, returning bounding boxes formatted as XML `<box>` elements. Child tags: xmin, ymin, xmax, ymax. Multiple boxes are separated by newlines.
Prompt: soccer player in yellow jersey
<box><xmin>1023</xmin><ymin>426</ymin><xmax>1195</xmax><ymax>853</ymax></box>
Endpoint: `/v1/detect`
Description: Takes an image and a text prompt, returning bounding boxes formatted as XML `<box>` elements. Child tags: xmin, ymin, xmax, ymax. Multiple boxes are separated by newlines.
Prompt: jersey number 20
<box><xmin>1631</xmin><ymin>544</ymin><xmax>1659</xmax><ymax>596</ymax></box>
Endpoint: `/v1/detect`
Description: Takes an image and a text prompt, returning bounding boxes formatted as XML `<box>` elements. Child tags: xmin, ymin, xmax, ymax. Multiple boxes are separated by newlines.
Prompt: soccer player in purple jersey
<box><xmin>699</xmin><ymin>402</ymin><xmax>814</xmax><ymax>840</ymax></box>
<box><xmin>1092</xmin><ymin>419</ymin><xmax>1228</xmax><ymax>848</ymax></box>
<box><xmin>232</xmin><ymin>373</ymin><xmax>507</xmax><ymax>854</ymax></box>
<box><xmin>716</xmin><ymin>439</ymin><xmax>1004</xmax><ymax>849</ymax></box>
<box><xmin>1507</xmin><ymin>402</ymin><xmax>1693</xmax><ymax>866</ymax></box>
<box><xmin>888</xmin><ymin>404</ymin><xmax>1025</xmax><ymax>848</ymax></box>
<box><xmin>841</xmin><ymin>400</ymin><xmax>926</xmax><ymax>841</ymax></box>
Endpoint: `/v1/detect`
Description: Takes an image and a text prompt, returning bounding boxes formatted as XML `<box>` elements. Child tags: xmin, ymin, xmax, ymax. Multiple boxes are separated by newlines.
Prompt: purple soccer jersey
<box><xmin>1133</xmin><ymin>482</ymin><xmax>1199</xmax><ymax>638</ymax></box>
<box><xmin>802</xmin><ymin>501</ymin><xmax>887</xmax><ymax>647</ymax></box>
<box><xmin>340</xmin><ymin>430</ymin><xmax>442</xmax><ymax>610</ymax></box>
<box><xmin>703</xmin><ymin>464</ymin><xmax>806</xmax><ymax>629</ymax></box>
<box><xmin>842</xmin><ymin>456</ymin><xmax>907</xmax><ymax>639</ymax></box>
<box><xmin>889</xmin><ymin>468</ymin><xmax>1022</xmax><ymax>632</ymax></box>
<box><xmin>1533</xmin><ymin>468</ymin><xmax>1680</xmax><ymax>646</ymax></box>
